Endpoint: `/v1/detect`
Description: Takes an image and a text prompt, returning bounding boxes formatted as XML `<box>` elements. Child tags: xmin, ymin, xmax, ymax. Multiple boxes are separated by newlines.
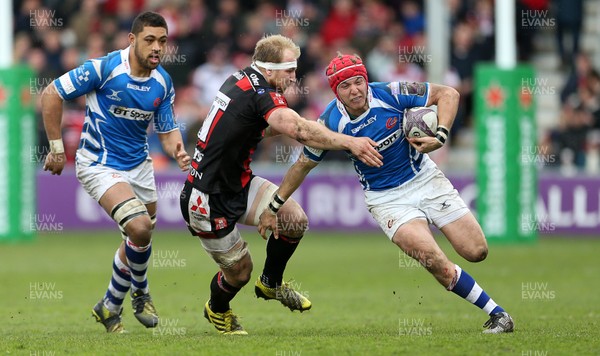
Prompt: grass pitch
<box><xmin>1</xmin><ymin>230</ymin><xmax>599</xmax><ymax>355</ymax></box>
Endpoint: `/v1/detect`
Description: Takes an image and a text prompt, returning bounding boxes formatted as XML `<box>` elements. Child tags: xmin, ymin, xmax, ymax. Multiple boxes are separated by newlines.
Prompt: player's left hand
<box><xmin>174</xmin><ymin>142</ymin><xmax>191</xmax><ymax>172</ymax></box>
<box><xmin>258</xmin><ymin>208</ymin><xmax>278</xmax><ymax>240</ymax></box>
<box><xmin>407</xmin><ymin>136</ymin><xmax>443</xmax><ymax>153</ymax></box>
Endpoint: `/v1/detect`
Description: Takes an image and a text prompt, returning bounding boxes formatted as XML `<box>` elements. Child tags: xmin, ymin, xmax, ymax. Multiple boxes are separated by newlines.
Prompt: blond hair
<box><xmin>252</xmin><ymin>34</ymin><xmax>301</xmax><ymax>64</ymax></box>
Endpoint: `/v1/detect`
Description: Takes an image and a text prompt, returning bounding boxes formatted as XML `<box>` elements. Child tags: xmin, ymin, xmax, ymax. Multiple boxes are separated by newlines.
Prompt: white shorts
<box><xmin>365</xmin><ymin>164</ymin><xmax>469</xmax><ymax>240</ymax></box>
<box><xmin>76</xmin><ymin>155</ymin><xmax>157</xmax><ymax>204</ymax></box>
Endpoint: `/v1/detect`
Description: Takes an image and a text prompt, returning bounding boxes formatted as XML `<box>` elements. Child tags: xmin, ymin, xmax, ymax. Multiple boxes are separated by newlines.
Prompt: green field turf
<box><xmin>1</xmin><ymin>231</ymin><xmax>599</xmax><ymax>355</ymax></box>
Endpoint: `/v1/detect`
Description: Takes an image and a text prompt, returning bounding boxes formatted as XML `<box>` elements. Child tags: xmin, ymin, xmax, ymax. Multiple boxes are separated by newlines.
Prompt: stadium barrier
<box><xmin>37</xmin><ymin>171</ymin><xmax>600</xmax><ymax>236</ymax></box>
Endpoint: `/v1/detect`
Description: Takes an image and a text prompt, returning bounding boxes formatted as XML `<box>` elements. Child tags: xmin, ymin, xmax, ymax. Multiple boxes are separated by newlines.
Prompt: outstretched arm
<box><xmin>257</xmin><ymin>154</ymin><xmax>318</xmax><ymax>239</ymax></box>
<box><xmin>267</xmin><ymin>107</ymin><xmax>383</xmax><ymax>167</ymax></box>
<box><xmin>42</xmin><ymin>82</ymin><xmax>67</xmax><ymax>175</ymax></box>
<box><xmin>158</xmin><ymin>130</ymin><xmax>191</xmax><ymax>172</ymax></box>
<box><xmin>408</xmin><ymin>83</ymin><xmax>459</xmax><ymax>153</ymax></box>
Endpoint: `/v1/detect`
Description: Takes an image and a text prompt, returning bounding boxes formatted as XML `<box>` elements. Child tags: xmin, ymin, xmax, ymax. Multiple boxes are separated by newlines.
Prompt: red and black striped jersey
<box><xmin>187</xmin><ymin>65</ymin><xmax>288</xmax><ymax>194</ymax></box>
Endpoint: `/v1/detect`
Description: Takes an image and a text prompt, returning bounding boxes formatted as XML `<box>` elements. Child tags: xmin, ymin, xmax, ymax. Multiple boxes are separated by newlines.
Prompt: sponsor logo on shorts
<box><xmin>214</xmin><ymin>217</ymin><xmax>228</xmax><ymax>230</ymax></box>
<box><xmin>441</xmin><ymin>200</ymin><xmax>451</xmax><ymax>210</ymax></box>
<box><xmin>387</xmin><ymin>219</ymin><xmax>395</xmax><ymax>229</ymax></box>
<box><xmin>191</xmin><ymin>196</ymin><xmax>208</xmax><ymax>215</ymax></box>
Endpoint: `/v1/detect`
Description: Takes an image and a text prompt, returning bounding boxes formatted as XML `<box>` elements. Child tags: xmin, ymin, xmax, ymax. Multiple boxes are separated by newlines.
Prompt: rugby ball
<box><xmin>402</xmin><ymin>107</ymin><xmax>437</xmax><ymax>138</ymax></box>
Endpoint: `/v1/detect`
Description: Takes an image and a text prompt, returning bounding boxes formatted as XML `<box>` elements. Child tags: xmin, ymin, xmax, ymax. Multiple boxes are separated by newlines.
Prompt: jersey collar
<box><xmin>250</xmin><ymin>63</ymin><xmax>267</xmax><ymax>81</ymax></box>
<box><xmin>121</xmin><ymin>46</ymin><xmax>154</xmax><ymax>81</ymax></box>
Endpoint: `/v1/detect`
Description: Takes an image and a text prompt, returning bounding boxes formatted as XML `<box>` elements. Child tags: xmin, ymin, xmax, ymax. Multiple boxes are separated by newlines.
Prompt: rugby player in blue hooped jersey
<box><xmin>258</xmin><ymin>53</ymin><xmax>514</xmax><ymax>334</ymax></box>
<box><xmin>41</xmin><ymin>12</ymin><xmax>190</xmax><ymax>333</ymax></box>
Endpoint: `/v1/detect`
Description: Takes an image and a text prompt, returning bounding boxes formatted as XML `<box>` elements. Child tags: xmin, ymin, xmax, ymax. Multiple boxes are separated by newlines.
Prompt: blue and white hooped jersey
<box><xmin>303</xmin><ymin>82</ymin><xmax>434</xmax><ymax>191</ymax></box>
<box><xmin>53</xmin><ymin>46</ymin><xmax>177</xmax><ymax>170</ymax></box>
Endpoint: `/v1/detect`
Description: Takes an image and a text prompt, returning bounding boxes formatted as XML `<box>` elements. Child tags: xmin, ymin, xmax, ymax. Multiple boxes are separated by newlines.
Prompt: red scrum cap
<box><xmin>325</xmin><ymin>53</ymin><xmax>368</xmax><ymax>99</ymax></box>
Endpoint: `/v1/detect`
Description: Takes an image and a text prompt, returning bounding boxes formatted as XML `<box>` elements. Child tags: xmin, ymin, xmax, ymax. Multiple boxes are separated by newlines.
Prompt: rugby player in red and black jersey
<box><xmin>180</xmin><ymin>35</ymin><xmax>383</xmax><ymax>335</ymax></box>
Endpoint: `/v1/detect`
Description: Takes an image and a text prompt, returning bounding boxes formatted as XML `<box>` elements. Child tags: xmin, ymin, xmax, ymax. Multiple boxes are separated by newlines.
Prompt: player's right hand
<box><xmin>257</xmin><ymin>208</ymin><xmax>279</xmax><ymax>240</ymax></box>
<box><xmin>347</xmin><ymin>137</ymin><xmax>383</xmax><ymax>168</ymax></box>
<box><xmin>43</xmin><ymin>152</ymin><xmax>66</xmax><ymax>175</ymax></box>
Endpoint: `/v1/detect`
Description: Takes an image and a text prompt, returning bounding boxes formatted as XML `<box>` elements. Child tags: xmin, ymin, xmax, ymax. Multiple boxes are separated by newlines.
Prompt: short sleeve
<box><xmin>302</xmin><ymin>117</ymin><xmax>329</xmax><ymax>162</ymax></box>
<box><xmin>388</xmin><ymin>81</ymin><xmax>430</xmax><ymax>109</ymax></box>
<box><xmin>53</xmin><ymin>59</ymin><xmax>102</xmax><ymax>100</ymax></box>
<box><xmin>256</xmin><ymin>89</ymin><xmax>289</xmax><ymax>121</ymax></box>
<box><xmin>154</xmin><ymin>84</ymin><xmax>178</xmax><ymax>133</ymax></box>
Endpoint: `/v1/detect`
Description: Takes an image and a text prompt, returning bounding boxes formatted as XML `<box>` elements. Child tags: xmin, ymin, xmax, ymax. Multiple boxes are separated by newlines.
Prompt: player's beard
<box><xmin>134</xmin><ymin>46</ymin><xmax>161</xmax><ymax>71</ymax></box>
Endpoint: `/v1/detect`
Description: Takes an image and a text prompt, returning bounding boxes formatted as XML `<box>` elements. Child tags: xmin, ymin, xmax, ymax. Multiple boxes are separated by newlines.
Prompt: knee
<box><xmin>125</xmin><ymin>218</ymin><xmax>152</xmax><ymax>245</ymax></box>
<box><xmin>225</xmin><ymin>255</ymin><xmax>253</xmax><ymax>287</ymax></box>
<box><xmin>464</xmin><ymin>242</ymin><xmax>488</xmax><ymax>262</ymax></box>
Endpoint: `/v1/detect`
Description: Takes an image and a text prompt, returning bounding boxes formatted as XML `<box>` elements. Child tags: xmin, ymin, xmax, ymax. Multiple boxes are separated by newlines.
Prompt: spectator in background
<box><xmin>16</xmin><ymin>0</ymin><xmax>571</xmax><ymax>168</ymax></box>
<box><xmin>366</xmin><ymin>35</ymin><xmax>398</xmax><ymax>82</ymax></box>
<box><xmin>320</xmin><ymin>0</ymin><xmax>357</xmax><ymax>46</ymax></box>
<box><xmin>549</xmin><ymin>104</ymin><xmax>591</xmax><ymax>172</ymax></box>
<box><xmin>554</xmin><ymin>0</ymin><xmax>583</xmax><ymax>69</ymax></box>
<box><xmin>389</xmin><ymin>57</ymin><xmax>425</xmax><ymax>83</ymax></box>
<box><xmin>450</xmin><ymin>21</ymin><xmax>479</xmax><ymax>134</ymax></box>
<box><xmin>115</xmin><ymin>0</ymin><xmax>138</xmax><ymax>31</ymax></box>
<box><xmin>561</xmin><ymin>52</ymin><xmax>594</xmax><ymax>104</ymax></box>
<box><xmin>69</xmin><ymin>0</ymin><xmax>100</xmax><ymax>48</ymax></box>
<box><xmin>192</xmin><ymin>44</ymin><xmax>237</xmax><ymax>106</ymax></box>
<box><xmin>400</xmin><ymin>0</ymin><xmax>425</xmax><ymax>37</ymax></box>
<box><xmin>516</xmin><ymin>0</ymin><xmax>548</xmax><ymax>61</ymax></box>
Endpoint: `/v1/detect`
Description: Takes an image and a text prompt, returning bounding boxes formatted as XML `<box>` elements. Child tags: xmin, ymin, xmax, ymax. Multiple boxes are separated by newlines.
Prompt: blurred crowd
<box><xmin>13</xmin><ymin>0</ymin><xmax>599</xmax><ymax>173</ymax></box>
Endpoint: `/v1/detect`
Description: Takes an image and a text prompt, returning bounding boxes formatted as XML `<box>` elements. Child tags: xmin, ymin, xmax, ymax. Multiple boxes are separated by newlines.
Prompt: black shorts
<box><xmin>180</xmin><ymin>180</ymin><xmax>252</xmax><ymax>238</ymax></box>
